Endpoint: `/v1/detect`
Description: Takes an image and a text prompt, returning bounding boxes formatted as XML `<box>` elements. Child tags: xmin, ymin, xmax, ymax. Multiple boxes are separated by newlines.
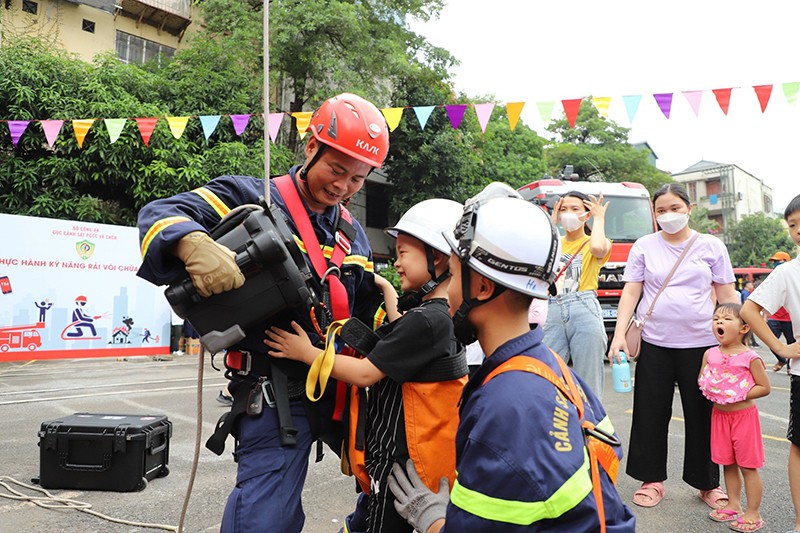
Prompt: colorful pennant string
<box><xmin>4</xmin><ymin>81</ymin><xmax>800</xmax><ymax>150</ymax></box>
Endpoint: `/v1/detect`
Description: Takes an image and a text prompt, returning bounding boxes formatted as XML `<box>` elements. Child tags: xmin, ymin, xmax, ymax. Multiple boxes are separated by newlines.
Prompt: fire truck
<box><xmin>0</xmin><ymin>324</ymin><xmax>44</xmax><ymax>352</ymax></box>
<box><xmin>517</xmin><ymin>172</ymin><xmax>657</xmax><ymax>338</ymax></box>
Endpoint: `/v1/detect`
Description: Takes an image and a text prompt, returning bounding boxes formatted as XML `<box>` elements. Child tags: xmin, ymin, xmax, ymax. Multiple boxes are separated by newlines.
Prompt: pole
<box><xmin>263</xmin><ymin>0</ymin><xmax>270</xmax><ymax>205</ymax></box>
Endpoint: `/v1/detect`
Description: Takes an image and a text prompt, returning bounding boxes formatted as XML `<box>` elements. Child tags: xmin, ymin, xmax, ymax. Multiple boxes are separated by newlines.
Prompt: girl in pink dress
<box><xmin>698</xmin><ymin>303</ymin><xmax>771</xmax><ymax>532</ymax></box>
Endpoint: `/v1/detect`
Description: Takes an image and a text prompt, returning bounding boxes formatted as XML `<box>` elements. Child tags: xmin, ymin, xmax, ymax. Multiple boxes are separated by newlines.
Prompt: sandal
<box><xmin>728</xmin><ymin>517</ymin><xmax>765</xmax><ymax>532</ymax></box>
<box><xmin>632</xmin><ymin>482</ymin><xmax>664</xmax><ymax>507</ymax></box>
<box><xmin>699</xmin><ymin>487</ymin><xmax>728</xmax><ymax>509</ymax></box>
<box><xmin>709</xmin><ymin>509</ymin><xmax>740</xmax><ymax>522</ymax></box>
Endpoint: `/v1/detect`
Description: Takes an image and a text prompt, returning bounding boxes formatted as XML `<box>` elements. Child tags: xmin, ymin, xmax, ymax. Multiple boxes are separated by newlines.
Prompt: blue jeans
<box><xmin>543</xmin><ymin>290</ymin><xmax>607</xmax><ymax>399</ymax></box>
<box><xmin>221</xmin><ymin>400</ymin><xmax>312</xmax><ymax>533</ymax></box>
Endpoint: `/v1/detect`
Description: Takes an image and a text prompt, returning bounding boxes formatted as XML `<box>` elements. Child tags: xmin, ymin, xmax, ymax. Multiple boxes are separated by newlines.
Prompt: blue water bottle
<box><xmin>612</xmin><ymin>350</ymin><xmax>632</xmax><ymax>393</ymax></box>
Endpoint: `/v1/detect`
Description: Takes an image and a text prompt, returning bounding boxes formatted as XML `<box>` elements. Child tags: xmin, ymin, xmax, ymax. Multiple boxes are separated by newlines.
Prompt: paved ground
<box><xmin>0</xmin><ymin>345</ymin><xmax>797</xmax><ymax>532</ymax></box>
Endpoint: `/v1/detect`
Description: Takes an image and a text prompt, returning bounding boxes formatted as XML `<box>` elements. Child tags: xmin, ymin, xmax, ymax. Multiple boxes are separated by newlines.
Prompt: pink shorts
<box><xmin>711</xmin><ymin>405</ymin><xmax>764</xmax><ymax>469</ymax></box>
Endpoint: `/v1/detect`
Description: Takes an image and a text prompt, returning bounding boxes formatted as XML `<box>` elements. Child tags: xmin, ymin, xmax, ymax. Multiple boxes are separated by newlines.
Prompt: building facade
<box><xmin>1</xmin><ymin>0</ymin><xmax>194</xmax><ymax>64</ymax></box>
<box><xmin>671</xmin><ymin>160</ymin><xmax>774</xmax><ymax>241</ymax></box>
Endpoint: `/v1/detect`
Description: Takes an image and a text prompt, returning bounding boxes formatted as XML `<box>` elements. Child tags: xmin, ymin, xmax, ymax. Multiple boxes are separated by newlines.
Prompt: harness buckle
<box><xmin>261</xmin><ymin>378</ymin><xmax>277</xmax><ymax>408</ymax></box>
<box><xmin>335</xmin><ymin>231</ymin><xmax>352</xmax><ymax>255</ymax></box>
<box><xmin>225</xmin><ymin>350</ymin><xmax>251</xmax><ymax>376</ymax></box>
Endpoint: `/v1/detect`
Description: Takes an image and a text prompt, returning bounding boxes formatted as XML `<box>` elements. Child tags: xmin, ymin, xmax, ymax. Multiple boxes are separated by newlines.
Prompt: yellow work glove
<box><xmin>174</xmin><ymin>231</ymin><xmax>245</xmax><ymax>298</ymax></box>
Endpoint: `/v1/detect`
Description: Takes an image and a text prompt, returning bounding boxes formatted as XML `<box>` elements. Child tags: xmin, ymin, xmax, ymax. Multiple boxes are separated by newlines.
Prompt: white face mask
<box><xmin>657</xmin><ymin>212</ymin><xmax>689</xmax><ymax>234</ymax></box>
<box><xmin>560</xmin><ymin>211</ymin><xmax>588</xmax><ymax>232</ymax></box>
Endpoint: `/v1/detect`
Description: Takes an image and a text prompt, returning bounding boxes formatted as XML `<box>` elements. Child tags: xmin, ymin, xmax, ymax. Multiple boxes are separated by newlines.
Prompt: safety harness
<box><xmin>482</xmin><ymin>352</ymin><xmax>620</xmax><ymax>533</ymax></box>
<box><xmin>205</xmin><ymin>174</ymin><xmax>357</xmax><ymax>456</ymax></box>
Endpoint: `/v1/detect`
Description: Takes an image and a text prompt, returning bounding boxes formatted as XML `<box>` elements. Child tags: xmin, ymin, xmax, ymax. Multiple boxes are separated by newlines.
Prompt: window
<box><xmin>115</xmin><ymin>31</ymin><xmax>175</xmax><ymax>66</ymax></box>
<box><xmin>22</xmin><ymin>0</ymin><xmax>37</xmax><ymax>14</ymax></box>
<box><xmin>82</xmin><ymin>19</ymin><xmax>95</xmax><ymax>33</ymax></box>
<box><xmin>687</xmin><ymin>181</ymin><xmax>697</xmax><ymax>203</ymax></box>
<box><xmin>365</xmin><ymin>182</ymin><xmax>390</xmax><ymax>229</ymax></box>
<box><xmin>706</xmin><ymin>178</ymin><xmax>722</xmax><ymax>196</ymax></box>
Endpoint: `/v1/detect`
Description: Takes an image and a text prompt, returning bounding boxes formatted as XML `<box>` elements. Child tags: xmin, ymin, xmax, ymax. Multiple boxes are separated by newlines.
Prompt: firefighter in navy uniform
<box><xmin>388</xmin><ymin>185</ymin><xmax>636</xmax><ymax>532</ymax></box>
<box><xmin>136</xmin><ymin>93</ymin><xmax>391</xmax><ymax>533</ymax></box>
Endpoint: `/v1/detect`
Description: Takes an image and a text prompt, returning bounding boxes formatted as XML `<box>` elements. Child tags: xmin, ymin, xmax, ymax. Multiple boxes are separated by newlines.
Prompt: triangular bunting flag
<box><xmin>561</xmin><ymin>98</ymin><xmax>582</xmax><ymax>128</ymax></box>
<box><xmin>683</xmin><ymin>90</ymin><xmax>703</xmax><ymax>117</ymax></box>
<box><xmin>653</xmin><ymin>93</ymin><xmax>673</xmax><ymax>119</ymax></box>
<box><xmin>292</xmin><ymin>112</ymin><xmax>312</xmax><ymax>137</ymax></box>
<box><xmin>592</xmin><ymin>96</ymin><xmax>611</xmax><ymax>117</ymax></box>
<box><xmin>230</xmin><ymin>114</ymin><xmax>250</xmax><ymax>136</ymax></box>
<box><xmin>505</xmin><ymin>102</ymin><xmax>524</xmax><ymax>130</ymax></box>
<box><xmin>712</xmin><ymin>88</ymin><xmax>732</xmax><ymax>115</ymax></box>
<box><xmin>413</xmin><ymin>106</ymin><xmax>435</xmax><ymax>130</ymax></box>
<box><xmin>166</xmin><ymin>116</ymin><xmax>189</xmax><ymax>139</ymax></box>
<box><xmin>268</xmin><ymin>113</ymin><xmax>284</xmax><ymax>143</ymax></box>
<box><xmin>135</xmin><ymin>117</ymin><xmax>158</xmax><ymax>146</ymax></box>
<box><xmin>40</xmin><ymin>119</ymin><xmax>63</xmax><ymax>148</ymax></box>
<box><xmin>200</xmin><ymin>115</ymin><xmax>221</xmax><ymax>140</ymax></box>
<box><xmin>622</xmin><ymin>95</ymin><xmax>642</xmax><ymax>123</ymax></box>
<box><xmin>381</xmin><ymin>107</ymin><xmax>403</xmax><ymax>131</ymax></box>
<box><xmin>536</xmin><ymin>101</ymin><xmax>555</xmax><ymax>124</ymax></box>
<box><xmin>783</xmin><ymin>82</ymin><xmax>800</xmax><ymax>105</ymax></box>
<box><xmin>473</xmin><ymin>103</ymin><xmax>495</xmax><ymax>133</ymax></box>
<box><xmin>753</xmin><ymin>85</ymin><xmax>773</xmax><ymax>113</ymax></box>
<box><xmin>8</xmin><ymin>120</ymin><xmax>30</xmax><ymax>147</ymax></box>
<box><xmin>104</xmin><ymin>118</ymin><xmax>126</xmax><ymax>144</ymax></box>
<box><xmin>72</xmin><ymin>119</ymin><xmax>94</xmax><ymax>149</ymax></box>
<box><xmin>445</xmin><ymin>104</ymin><xmax>468</xmax><ymax>129</ymax></box>
<box><xmin>381</xmin><ymin>107</ymin><xmax>404</xmax><ymax>132</ymax></box>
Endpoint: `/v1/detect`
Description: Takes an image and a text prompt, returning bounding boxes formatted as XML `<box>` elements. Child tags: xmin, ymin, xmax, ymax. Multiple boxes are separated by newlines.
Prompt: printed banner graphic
<box><xmin>0</xmin><ymin>214</ymin><xmax>171</xmax><ymax>362</ymax></box>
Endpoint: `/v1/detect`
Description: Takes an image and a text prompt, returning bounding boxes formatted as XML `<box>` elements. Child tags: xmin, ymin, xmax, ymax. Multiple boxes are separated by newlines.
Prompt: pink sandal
<box><xmin>632</xmin><ymin>482</ymin><xmax>664</xmax><ymax>507</ymax></box>
<box><xmin>699</xmin><ymin>487</ymin><xmax>728</xmax><ymax>509</ymax></box>
<box><xmin>709</xmin><ymin>508</ymin><xmax>739</xmax><ymax>522</ymax></box>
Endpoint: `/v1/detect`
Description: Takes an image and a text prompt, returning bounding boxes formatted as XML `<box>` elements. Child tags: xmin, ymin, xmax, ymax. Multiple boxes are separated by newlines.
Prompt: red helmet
<box><xmin>309</xmin><ymin>93</ymin><xmax>389</xmax><ymax>168</ymax></box>
<box><xmin>75</xmin><ymin>295</ymin><xmax>87</xmax><ymax>302</ymax></box>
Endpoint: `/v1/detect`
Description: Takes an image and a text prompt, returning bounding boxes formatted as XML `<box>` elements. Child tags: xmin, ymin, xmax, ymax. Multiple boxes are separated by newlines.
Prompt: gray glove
<box><xmin>388</xmin><ymin>459</ymin><xmax>449</xmax><ymax>533</ymax></box>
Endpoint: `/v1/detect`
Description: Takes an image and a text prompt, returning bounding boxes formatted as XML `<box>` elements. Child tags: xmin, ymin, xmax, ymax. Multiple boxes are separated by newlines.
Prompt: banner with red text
<box><xmin>0</xmin><ymin>214</ymin><xmax>171</xmax><ymax>362</ymax></box>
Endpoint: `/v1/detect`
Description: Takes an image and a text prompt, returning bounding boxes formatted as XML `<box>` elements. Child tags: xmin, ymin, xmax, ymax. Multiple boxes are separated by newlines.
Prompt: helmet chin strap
<box><xmin>298</xmin><ymin>143</ymin><xmax>327</xmax><ymax>182</ymax></box>
<box><xmin>451</xmin><ymin>258</ymin><xmax>506</xmax><ymax>345</ymax></box>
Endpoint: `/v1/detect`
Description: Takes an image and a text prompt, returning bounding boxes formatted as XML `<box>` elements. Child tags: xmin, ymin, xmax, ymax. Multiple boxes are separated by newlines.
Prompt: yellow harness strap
<box><xmin>305</xmin><ymin>319</ymin><xmax>348</xmax><ymax>401</ymax></box>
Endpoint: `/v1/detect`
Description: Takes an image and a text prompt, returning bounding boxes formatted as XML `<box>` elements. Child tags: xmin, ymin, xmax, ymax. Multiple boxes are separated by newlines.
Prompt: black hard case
<box><xmin>38</xmin><ymin>413</ymin><xmax>171</xmax><ymax>492</ymax></box>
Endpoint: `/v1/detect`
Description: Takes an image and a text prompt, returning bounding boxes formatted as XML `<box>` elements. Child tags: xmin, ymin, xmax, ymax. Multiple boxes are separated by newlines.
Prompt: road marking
<box><xmin>0</xmin><ymin>383</ymin><xmax>224</xmax><ymax>405</ymax></box>
<box><xmin>0</xmin><ymin>360</ymin><xmax>36</xmax><ymax>377</ymax></box>
<box><xmin>623</xmin><ymin>410</ymin><xmax>789</xmax><ymax>442</ymax></box>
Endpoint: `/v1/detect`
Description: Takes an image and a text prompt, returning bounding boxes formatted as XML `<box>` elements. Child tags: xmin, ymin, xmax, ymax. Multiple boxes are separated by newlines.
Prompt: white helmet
<box><xmin>444</xmin><ymin>196</ymin><xmax>561</xmax><ymax>299</ymax></box>
<box><xmin>385</xmin><ymin>198</ymin><xmax>464</xmax><ymax>254</ymax></box>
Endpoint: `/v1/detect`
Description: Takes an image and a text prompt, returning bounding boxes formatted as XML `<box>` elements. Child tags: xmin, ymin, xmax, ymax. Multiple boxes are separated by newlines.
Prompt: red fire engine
<box><xmin>518</xmin><ymin>173</ymin><xmax>657</xmax><ymax>338</ymax></box>
<box><xmin>0</xmin><ymin>323</ymin><xmax>44</xmax><ymax>352</ymax></box>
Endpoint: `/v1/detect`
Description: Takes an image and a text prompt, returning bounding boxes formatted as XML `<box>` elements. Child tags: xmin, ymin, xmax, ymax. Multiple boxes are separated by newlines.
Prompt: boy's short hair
<box><xmin>785</xmin><ymin>194</ymin><xmax>800</xmax><ymax>220</ymax></box>
<box><xmin>505</xmin><ymin>288</ymin><xmax>535</xmax><ymax>312</ymax></box>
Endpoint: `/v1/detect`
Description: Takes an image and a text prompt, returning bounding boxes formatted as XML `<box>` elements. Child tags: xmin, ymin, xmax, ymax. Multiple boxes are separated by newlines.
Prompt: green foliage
<box><xmin>726</xmin><ymin>213</ymin><xmax>796</xmax><ymax>267</ymax></box>
<box><xmin>0</xmin><ymin>37</ymin><xmax>281</xmax><ymax>225</ymax></box>
<box><xmin>545</xmin><ymin>100</ymin><xmax>674</xmax><ymax>194</ymax></box>
<box><xmin>376</xmin><ymin>260</ymin><xmax>402</xmax><ymax>293</ymax></box>
<box><xmin>689</xmin><ymin>205</ymin><xmax>720</xmax><ymax>234</ymax></box>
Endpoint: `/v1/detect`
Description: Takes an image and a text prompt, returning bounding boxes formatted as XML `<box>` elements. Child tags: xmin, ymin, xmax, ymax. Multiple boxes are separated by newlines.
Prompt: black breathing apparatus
<box><xmin>164</xmin><ymin>199</ymin><xmax>317</xmax><ymax>354</ymax></box>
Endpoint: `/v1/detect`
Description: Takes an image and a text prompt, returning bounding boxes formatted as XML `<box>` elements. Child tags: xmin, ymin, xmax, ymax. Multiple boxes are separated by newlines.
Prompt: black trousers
<box><xmin>626</xmin><ymin>340</ymin><xmax>720</xmax><ymax>490</ymax></box>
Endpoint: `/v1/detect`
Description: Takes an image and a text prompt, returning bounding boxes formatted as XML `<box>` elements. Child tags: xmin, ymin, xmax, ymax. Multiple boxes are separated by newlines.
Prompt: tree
<box><xmin>689</xmin><ymin>205</ymin><xmax>720</xmax><ymax>234</ymax></box>
<box><xmin>0</xmin><ymin>38</ymin><xmax>294</xmax><ymax>225</ymax></box>
<box><xmin>726</xmin><ymin>213</ymin><xmax>796</xmax><ymax>267</ymax></box>
<box><xmin>545</xmin><ymin>100</ymin><xmax>673</xmax><ymax>193</ymax></box>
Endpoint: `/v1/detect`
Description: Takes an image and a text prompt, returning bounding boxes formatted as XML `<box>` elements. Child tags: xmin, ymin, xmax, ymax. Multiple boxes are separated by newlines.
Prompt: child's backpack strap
<box><xmin>482</xmin><ymin>351</ymin><xmax>621</xmax><ymax>533</ymax></box>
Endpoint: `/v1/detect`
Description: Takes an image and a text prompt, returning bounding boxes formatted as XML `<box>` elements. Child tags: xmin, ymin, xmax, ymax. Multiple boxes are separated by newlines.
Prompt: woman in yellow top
<box><xmin>543</xmin><ymin>190</ymin><xmax>612</xmax><ymax>399</ymax></box>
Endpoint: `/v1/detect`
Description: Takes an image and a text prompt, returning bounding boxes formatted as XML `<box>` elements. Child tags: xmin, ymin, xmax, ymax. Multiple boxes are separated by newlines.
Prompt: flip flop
<box><xmin>632</xmin><ymin>482</ymin><xmax>664</xmax><ymax>507</ymax></box>
<box><xmin>709</xmin><ymin>509</ymin><xmax>740</xmax><ymax>522</ymax></box>
<box><xmin>728</xmin><ymin>516</ymin><xmax>765</xmax><ymax>532</ymax></box>
<box><xmin>699</xmin><ymin>487</ymin><xmax>728</xmax><ymax>509</ymax></box>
